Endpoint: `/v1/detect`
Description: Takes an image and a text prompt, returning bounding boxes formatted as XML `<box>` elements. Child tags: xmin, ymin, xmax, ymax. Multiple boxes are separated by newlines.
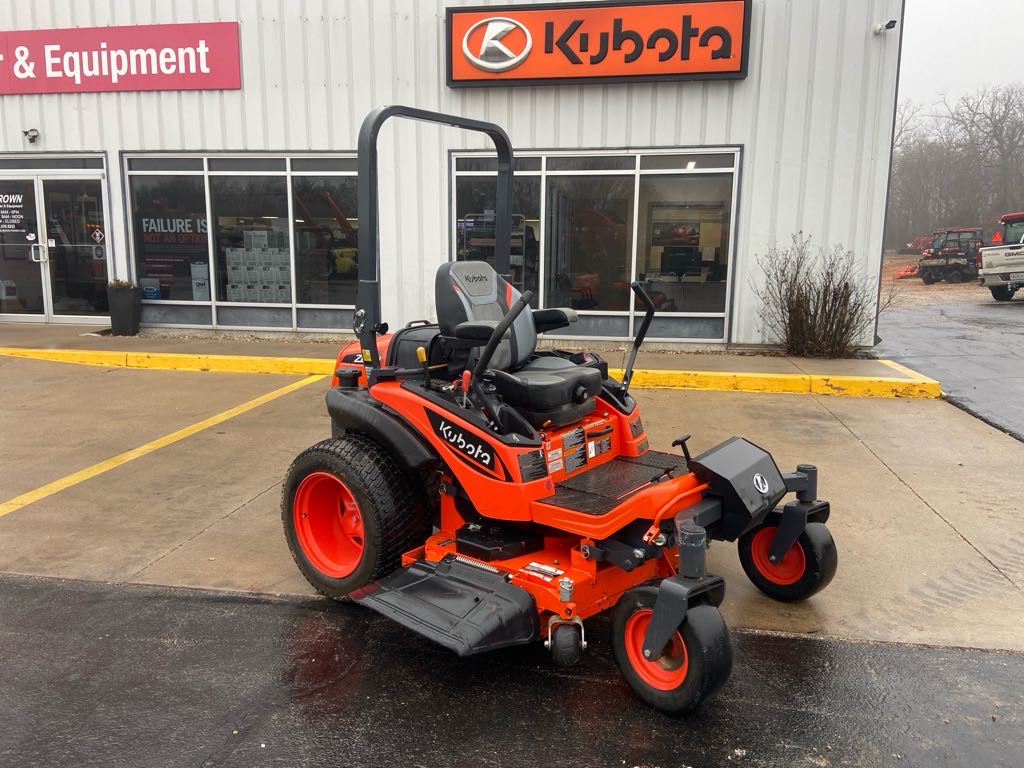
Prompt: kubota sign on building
<box><xmin>447</xmin><ymin>0</ymin><xmax>750</xmax><ymax>86</ymax></box>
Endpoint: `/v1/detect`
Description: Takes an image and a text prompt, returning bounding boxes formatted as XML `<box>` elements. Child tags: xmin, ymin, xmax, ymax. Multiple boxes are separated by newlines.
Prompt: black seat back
<box><xmin>435</xmin><ymin>261</ymin><xmax>537</xmax><ymax>372</ymax></box>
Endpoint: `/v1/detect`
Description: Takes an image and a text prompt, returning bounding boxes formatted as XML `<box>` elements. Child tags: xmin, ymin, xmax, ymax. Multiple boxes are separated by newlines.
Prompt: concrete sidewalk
<box><xmin>0</xmin><ymin>355</ymin><xmax>1020</xmax><ymax>654</ymax></box>
<box><xmin>0</xmin><ymin>322</ymin><xmax>940</xmax><ymax>397</ymax></box>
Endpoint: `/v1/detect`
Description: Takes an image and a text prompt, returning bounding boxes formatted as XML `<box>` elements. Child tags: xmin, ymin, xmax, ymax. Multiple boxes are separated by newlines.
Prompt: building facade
<box><xmin>0</xmin><ymin>0</ymin><xmax>903</xmax><ymax>345</ymax></box>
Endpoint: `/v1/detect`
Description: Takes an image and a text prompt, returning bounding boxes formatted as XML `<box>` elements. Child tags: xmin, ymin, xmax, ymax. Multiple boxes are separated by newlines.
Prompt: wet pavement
<box><xmin>1</xmin><ymin>575</ymin><xmax>1021</xmax><ymax>768</ymax></box>
<box><xmin>877</xmin><ymin>300</ymin><xmax>1024</xmax><ymax>440</ymax></box>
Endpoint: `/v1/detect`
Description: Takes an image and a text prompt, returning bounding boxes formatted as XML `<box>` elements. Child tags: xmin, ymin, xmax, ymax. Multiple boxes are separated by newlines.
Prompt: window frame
<box><xmin>451</xmin><ymin>146</ymin><xmax>741</xmax><ymax>343</ymax></box>
<box><xmin>123</xmin><ymin>152</ymin><xmax>358</xmax><ymax>332</ymax></box>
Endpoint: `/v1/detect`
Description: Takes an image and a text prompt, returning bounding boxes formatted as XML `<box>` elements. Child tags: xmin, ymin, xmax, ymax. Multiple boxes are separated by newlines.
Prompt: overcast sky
<box><xmin>898</xmin><ymin>0</ymin><xmax>1024</xmax><ymax>106</ymax></box>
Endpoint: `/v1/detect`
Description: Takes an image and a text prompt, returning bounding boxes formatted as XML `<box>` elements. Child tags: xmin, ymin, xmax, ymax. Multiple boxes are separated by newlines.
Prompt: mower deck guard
<box><xmin>350</xmin><ymin>554</ymin><xmax>540</xmax><ymax>656</ymax></box>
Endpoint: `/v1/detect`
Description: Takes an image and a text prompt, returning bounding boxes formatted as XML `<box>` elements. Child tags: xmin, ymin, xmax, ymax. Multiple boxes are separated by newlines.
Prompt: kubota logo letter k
<box><xmin>462</xmin><ymin>16</ymin><xmax>533</xmax><ymax>72</ymax></box>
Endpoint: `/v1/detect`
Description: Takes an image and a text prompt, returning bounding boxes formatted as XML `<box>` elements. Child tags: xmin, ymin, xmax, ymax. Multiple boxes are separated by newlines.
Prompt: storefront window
<box><xmin>291</xmin><ymin>176</ymin><xmax>358</xmax><ymax>305</ymax></box>
<box><xmin>636</xmin><ymin>174</ymin><xmax>732</xmax><ymax>313</ymax></box>
<box><xmin>209</xmin><ymin>176</ymin><xmax>290</xmax><ymax>304</ymax></box>
<box><xmin>455</xmin><ymin>177</ymin><xmax>540</xmax><ymax>296</ymax></box>
<box><xmin>545</xmin><ymin>176</ymin><xmax>634</xmax><ymax>312</ymax></box>
<box><xmin>129</xmin><ymin>176</ymin><xmax>209</xmax><ymax>301</ymax></box>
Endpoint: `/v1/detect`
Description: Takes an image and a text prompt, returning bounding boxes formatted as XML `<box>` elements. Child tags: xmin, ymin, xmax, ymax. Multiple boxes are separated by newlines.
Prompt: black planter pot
<box><xmin>107</xmin><ymin>286</ymin><xmax>142</xmax><ymax>336</ymax></box>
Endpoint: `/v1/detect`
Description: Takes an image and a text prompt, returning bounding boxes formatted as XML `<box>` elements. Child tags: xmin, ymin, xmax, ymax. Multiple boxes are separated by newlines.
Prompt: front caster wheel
<box><xmin>738</xmin><ymin>513</ymin><xmax>838</xmax><ymax>602</ymax></box>
<box><xmin>611</xmin><ymin>586</ymin><xmax>732</xmax><ymax>714</ymax></box>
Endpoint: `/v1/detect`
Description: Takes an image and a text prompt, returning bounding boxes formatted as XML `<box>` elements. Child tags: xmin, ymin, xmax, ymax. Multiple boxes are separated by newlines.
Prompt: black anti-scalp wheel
<box><xmin>550</xmin><ymin>623</ymin><xmax>584</xmax><ymax>668</ymax></box>
<box><xmin>737</xmin><ymin>512</ymin><xmax>838</xmax><ymax>602</ymax></box>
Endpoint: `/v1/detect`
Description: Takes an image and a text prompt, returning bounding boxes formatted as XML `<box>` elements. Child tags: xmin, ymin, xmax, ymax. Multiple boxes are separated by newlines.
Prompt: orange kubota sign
<box><xmin>447</xmin><ymin>0</ymin><xmax>750</xmax><ymax>86</ymax></box>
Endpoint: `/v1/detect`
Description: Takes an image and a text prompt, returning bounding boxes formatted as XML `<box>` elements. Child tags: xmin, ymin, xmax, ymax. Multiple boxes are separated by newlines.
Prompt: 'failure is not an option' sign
<box><xmin>0</xmin><ymin>21</ymin><xmax>240</xmax><ymax>95</ymax></box>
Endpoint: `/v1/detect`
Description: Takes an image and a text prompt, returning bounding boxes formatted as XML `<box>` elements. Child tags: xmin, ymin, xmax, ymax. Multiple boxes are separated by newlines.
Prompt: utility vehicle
<box><xmin>282</xmin><ymin>106</ymin><xmax>838</xmax><ymax>714</ymax></box>
<box><xmin>977</xmin><ymin>212</ymin><xmax>1024</xmax><ymax>301</ymax></box>
<box><xmin>918</xmin><ymin>227</ymin><xmax>984</xmax><ymax>284</ymax></box>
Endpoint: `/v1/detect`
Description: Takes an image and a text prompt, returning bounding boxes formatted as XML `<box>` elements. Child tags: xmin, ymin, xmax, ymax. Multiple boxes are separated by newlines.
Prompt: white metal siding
<box><xmin>0</xmin><ymin>0</ymin><xmax>902</xmax><ymax>344</ymax></box>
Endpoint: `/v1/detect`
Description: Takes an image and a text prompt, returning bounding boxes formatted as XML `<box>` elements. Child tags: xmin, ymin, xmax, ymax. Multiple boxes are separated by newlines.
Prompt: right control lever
<box><xmin>622</xmin><ymin>281</ymin><xmax>655</xmax><ymax>395</ymax></box>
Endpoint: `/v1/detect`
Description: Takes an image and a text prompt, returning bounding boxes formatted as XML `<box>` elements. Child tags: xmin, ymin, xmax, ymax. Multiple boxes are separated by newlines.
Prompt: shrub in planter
<box><xmin>107</xmin><ymin>279</ymin><xmax>142</xmax><ymax>336</ymax></box>
<box><xmin>753</xmin><ymin>233</ymin><xmax>893</xmax><ymax>358</ymax></box>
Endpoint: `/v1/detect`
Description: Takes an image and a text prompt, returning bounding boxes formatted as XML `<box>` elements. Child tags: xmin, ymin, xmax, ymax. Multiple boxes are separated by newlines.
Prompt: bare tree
<box><xmin>885</xmin><ymin>83</ymin><xmax>1024</xmax><ymax>248</ymax></box>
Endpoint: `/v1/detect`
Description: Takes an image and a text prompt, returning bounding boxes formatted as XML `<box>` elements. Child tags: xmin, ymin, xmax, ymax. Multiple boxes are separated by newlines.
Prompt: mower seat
<box><xmin>435</xmin><ymin>261</ymin><xmax>602</xmax><ymax>427</ymax></box>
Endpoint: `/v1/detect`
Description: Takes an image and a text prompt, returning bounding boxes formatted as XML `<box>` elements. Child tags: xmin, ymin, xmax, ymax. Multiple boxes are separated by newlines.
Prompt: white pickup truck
<box><xmin>977</xmin><ymin>212</ymin><xmax>1024</xmax><ymax>301</ymax></box>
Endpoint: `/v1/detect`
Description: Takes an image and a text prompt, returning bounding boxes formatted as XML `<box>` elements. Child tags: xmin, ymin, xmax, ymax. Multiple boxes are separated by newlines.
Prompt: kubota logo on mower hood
<box><xmin>447</xmin><ymin>0</ymin><xmax>750</xmax><ymax>87</ymax></box>
<box><xmin>462</xmin><ymin>17</ymin><xmax>533</xmax><ymax>72</ymax></box>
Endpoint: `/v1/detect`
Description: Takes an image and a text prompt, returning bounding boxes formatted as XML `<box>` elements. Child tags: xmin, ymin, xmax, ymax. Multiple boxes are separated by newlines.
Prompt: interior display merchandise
<box><xmin>129</xmin><ymin>175</ymin><xmax>209</xmax><ymax>301</ymax></box>
<box><xmin>209</xmin><ymin>175</ymin><xmax>290</xmax><ymax>304</ymax></box>
<box><xmin>636</xmin><ymin>175</ymin><xmax>733</xmax><ymax>314</ymax></box>
<box><xmin>224</xmin><ymin>239</ymin><xmax>291</xmax><ymax>303</ymax></box>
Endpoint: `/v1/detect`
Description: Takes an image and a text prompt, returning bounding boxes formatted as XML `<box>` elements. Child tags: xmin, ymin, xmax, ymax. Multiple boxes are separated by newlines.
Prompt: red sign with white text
<box><xmin>0</xmin><ymin>21</ymin><xmax>241</xmax><ymax>95</ymax></box>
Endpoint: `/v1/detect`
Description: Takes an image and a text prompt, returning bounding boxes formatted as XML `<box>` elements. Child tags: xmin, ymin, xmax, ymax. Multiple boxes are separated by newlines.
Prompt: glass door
<box><xmin>41</xmin><ymin>179</ymin><xmax>109</xmax><ymax>316</ymax></box>
<box><xmin>0</xmin><ymin>178</ymin><xmax>46</xmax><ymax>317</ymax></box>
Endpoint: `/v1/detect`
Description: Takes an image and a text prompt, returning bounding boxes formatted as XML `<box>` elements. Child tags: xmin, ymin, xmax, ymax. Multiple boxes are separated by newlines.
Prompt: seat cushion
<box><xmin>489</xmin><ymin>356</ymin><xmax>602</xmax><ymax>412</ymax></box>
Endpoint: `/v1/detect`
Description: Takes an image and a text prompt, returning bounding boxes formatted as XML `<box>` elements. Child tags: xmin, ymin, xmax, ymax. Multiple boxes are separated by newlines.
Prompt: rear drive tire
<box><xmin>737</xmin><ymin>513</ymin><xmax>838</xmax><ymax>602</ymax></box>
<box><xmin>611</xmin><ymin>586</ymin><xmax>732</xmax><ymax>714</ymax></box>
<box><xmin>991</xmin><ymin>286</ymin><xmax>1015</xmax><ymax>301</ymax></box>
<box><xmin>946</xmin><ymin>270</ymin><xmax>964</xmax><ymax>284</ymax></box>
<box><xmin>282</xmin><ymin>435</ymin><xmax>429</xmax><ymax>600</ymax></box>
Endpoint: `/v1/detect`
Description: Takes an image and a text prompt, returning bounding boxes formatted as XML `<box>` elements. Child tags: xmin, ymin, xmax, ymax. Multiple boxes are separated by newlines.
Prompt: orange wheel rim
<box><xmin>751</xmin><ymin>526</ymin><xmax>805</xmax><ymax>586</ymax></box>
<box><xmin>293</xmin><ymin>471</ymin><xmax>364</xmax><ymax>578</ymax></box>
<box><xmin>623</xmin><ymin>609</ymin><xmax>689</xmax><ymax>691</ymax></box>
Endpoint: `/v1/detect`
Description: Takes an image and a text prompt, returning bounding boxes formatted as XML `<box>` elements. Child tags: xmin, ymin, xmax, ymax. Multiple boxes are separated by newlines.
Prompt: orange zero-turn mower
<box><xmin>282</xmin><ymin>106</ymin><xmax>838</xmax><ymax>714</ymax></box>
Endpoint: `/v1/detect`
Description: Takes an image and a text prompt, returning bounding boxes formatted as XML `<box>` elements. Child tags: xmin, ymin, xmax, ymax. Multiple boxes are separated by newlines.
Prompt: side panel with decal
<box><xmin>426</xmin><ymin>408</ymin><xmax>506</xmax><ymax>479</ymax></box>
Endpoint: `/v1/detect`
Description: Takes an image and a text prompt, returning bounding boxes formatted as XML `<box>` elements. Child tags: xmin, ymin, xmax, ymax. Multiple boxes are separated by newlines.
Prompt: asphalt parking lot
<box><xmin>877</xmin><ymin>254</ymin><xmax>1024</xmax><ymax>440</ymax></box>
<box><xmin>1</xmin><ymin>353</ymin><xmax>1023</xmax><ymax>765</ymax></box>
<box><xmin>877</xmin><ymin>299</ymin><xmax>1024</xmax><ymax>440</ymax></box>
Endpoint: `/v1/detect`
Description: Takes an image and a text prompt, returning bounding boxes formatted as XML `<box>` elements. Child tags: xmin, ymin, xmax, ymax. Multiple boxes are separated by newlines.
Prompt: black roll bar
<box><xmin>355</xmin><ymin>105</ymin><xmax>514</xmax><ymax>369</ymax></box>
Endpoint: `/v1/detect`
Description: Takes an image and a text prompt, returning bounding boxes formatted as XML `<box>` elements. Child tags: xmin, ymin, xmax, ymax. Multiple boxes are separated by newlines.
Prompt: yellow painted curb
<box><xmin>0</xmin><ymin>347</ymin><xmax>335</xmax><ymax>376</ymax></box>
<box><xmin>607</xmin><ymin>365</ymin><xmax>941</xmax><ymax>399</ymax></box>
<box><xmin>607</xmin><ymin>367</ymin><xmax>810</xmax><ymax>394</ymax></box>
<box><xmin>809</xmin><ymin>374</ymin><xmax>942</xmax><ymax>399</ymax></box>
<box><xmin>125</xmin><ymin>351</ymin><xmax>335</xmax><ymax>375</ymax></box>
<box><xmin>0</xmin><ymin>347</ymin><xmax>941</xmax><ymax>398</ymax></box>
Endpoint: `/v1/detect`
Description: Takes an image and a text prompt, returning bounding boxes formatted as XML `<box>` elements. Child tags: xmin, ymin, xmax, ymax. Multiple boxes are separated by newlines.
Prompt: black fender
<box><xmin>326</xmin><ymin>387</ymin><xmax>439</xmax><ymax>473</ymax></box>
<box><xmin>640</xmin><ymin>573</ymin><xmax>725</xmax><ymax>660</ymax></box>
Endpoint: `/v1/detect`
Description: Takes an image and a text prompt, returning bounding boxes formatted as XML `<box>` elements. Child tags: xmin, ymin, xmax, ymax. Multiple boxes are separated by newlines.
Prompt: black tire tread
<box><xmin>611</xmin><ymin>586</ymin><xmax>732</xmax><ymax>715</ymax></box>
<box><xmin>550</xmin><ymin>623</ymin><xmax>583</xmax><ymax>668</ymax></box>
<box><xmin>991</xmin><ymin>286</ymin><xmax>1015</xmax><ymax>301</ymax></box>
<box><xmin>281</xmin><ymin>434</ymin><xmax>429</xmax><ymax>600</ymax></box>
<box><xmin>737</xmin><ymin>513</ymin><xmax>838</xmax><ymax>602</ymax></box>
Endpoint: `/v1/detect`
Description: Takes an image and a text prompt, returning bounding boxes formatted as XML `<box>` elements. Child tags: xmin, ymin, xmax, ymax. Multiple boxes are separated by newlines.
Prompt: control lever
<box><xmin>417</xmin><ymin>346</ymin><xmax>431</xmax><ymax>390</ymax></box>
<box><xmin>672</xmin><ymin>434</ymin><xmax>693</xmax><ymax>467</ymax></box>
<box><xmin>471</xmin><ymin>290</ymin><xmax>534</xmax><ymax>427</ymax></box>
<box><xmin>622</xmin><ymin>281</ymin><xmax>656</xmax><ymax>395</ymax></box>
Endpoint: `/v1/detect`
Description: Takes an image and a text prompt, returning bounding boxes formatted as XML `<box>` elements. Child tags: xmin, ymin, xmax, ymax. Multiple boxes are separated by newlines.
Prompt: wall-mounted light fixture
<box><xmin>873</xmin><ymin>19</ymin><xmax>898</xmax><ymax>35</ymax></box>
<box><xmin>22</xmin><ymin>129</ymin><xmax>40</xmax><ymax>143</ymax></box>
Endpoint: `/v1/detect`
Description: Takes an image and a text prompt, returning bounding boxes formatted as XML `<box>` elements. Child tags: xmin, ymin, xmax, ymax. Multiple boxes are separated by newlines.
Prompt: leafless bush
<box><xmin>754</xmin><ymin>233</ymin><xmax>885</xmax><ymax>358</ymax></box>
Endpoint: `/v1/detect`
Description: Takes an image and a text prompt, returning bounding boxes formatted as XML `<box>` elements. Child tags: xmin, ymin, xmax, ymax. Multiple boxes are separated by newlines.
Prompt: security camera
<box><xmin>22</xmin><ymin>128</ymin><xmax>39</xmax><ymax>143</ymax></box>
<box><xmin>873</xmin><ymin>19</ymin><xmax>898</xmax><ymax>35</ymax></box>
